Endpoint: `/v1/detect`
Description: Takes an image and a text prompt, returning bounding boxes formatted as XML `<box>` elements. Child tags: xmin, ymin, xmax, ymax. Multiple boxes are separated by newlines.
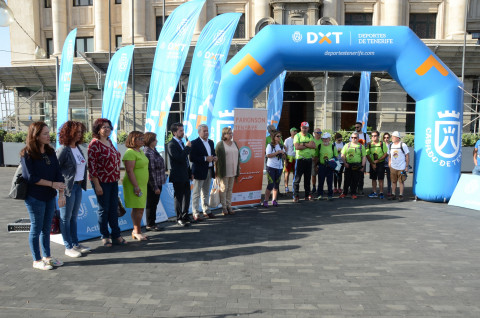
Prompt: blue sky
<box><xmin>0</xmin><ymin>26</ymin><xmax>11</xmax><ymax>67</ymax></box>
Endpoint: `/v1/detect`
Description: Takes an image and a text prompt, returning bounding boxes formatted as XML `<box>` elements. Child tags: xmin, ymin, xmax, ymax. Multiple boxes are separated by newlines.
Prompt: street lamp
<box><xmin>0</xmin><ymin>0</ymin><xmax>46</xmax><ymax>58</ymax></box>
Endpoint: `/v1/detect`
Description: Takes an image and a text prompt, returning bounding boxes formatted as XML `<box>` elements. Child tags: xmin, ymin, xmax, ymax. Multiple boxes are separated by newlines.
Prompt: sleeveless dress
<box><xmin>122</xmin><ymin>149</ymin><xmax>149</xmax><ymax>208</ymax></box>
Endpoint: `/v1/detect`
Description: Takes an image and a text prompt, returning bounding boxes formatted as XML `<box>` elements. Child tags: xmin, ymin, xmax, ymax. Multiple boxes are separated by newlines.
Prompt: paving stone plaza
<box><xmin>1</xmin><ymin>167</ymin><xmax>479</xmax><ymax>317</ymax></box>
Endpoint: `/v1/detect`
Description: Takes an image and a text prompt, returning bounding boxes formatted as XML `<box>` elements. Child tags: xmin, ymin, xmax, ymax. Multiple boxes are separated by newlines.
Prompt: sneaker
<box><xmin>306</xmin><ymin>195</ymin><xmax>313</xmax><ymax>201</ymax></box>
<box><xmin>351</xmin><ymin>195</ymin><xmax>358</xmax><ymax>200</ymax></box>
<box><xmin>285</xmin><ymin>187</ymin><xmax>289</xmax><ymax>193</ymax></box>
<box><xmin>43</xmin><ymin>257</ymin><xmax>64</xmax><ymax>267</ymax></box>
<box><xmin>379</xmin><ymin>193</ymin><xmax>384</xmax><ymax>199</ymax></box>
<box><xmin>339</xmin><ymin>193</ymin><xmax>346</xmax><ymax>199</ymax></box>
<box><xmin>263</xmin><ymin>200</ymin><xmax>269</xmax><ymax>208</ymax></box>
<box><xmin>317</xmin><ymin>195</ymin><xmax>324</xmax><ymax>200</ymax></box>
<box><xmin>272</xmin><ymin>200</ymin><xmax>278</xmax><ymax>207</ymax></box>
<box><xmin>398</xmin><ymin>195</ymin><xmax>404</xmax><ymax>202</ymax></box>
<box><xmin>65</xmin><ymin>248</ymin><xmax>82</xmax><ymax>258</ymax></box>
<box><xmin>74</xmin><ymin>244</ymin><xmax>91</xmax><ymax>253</ymax></box>
<box><xmin>33</xmin><ymin>260</ymin><xmax>53</xmax><ymax>271</ymax></box>
<box><xmin>368</xmin><ymin>192</ymin><xmax>378</xmax><ymax>198</ymax></box>
<box><xmin>388</xmin><ymin>194</ymin><xmax>397</xmax><ymax>201</ymax></box>
<box><xmin>293</xmin><ymin>196</ymin><xmax>299</xmax><ymax>203</ymax></box>
<box><xmin>327</xmin><ymin>196</ymin><xmax>333</xmax><ymax>201</ymax></box>
<box><xmin>312</xmin><ymin>186</ymin><xmax>316</xmax><ymax>194</ymax></box>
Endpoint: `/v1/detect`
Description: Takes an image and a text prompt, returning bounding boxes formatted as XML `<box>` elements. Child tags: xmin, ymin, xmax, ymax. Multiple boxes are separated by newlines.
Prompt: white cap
<box><xmin>392</xmin><ymin>131</ymin><xmax>401</xmax><ymax>138</ymax></box>
<box><xmin>321</xmin><ymin>132</ymin><xmax>331</xmax><ymax>139</ymax></box>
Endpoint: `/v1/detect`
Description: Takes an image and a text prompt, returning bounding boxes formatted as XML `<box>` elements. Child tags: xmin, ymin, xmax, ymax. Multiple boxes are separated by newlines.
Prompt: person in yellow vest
<box><xmin>313</xmin><ymin>132</ymin><xmax>338</xmax><ymax>201</ymax></box>
<box><xmin>366</xmin><ymin>130</ymin><xmax>388</xmax><ymax>199</ymax></box>
<box><xmin>293</xmin><ymin>122</ymin><xmax>316</xmax><ymax>202</ymax></box>
<box><xmin>340</xmin><ymin>132</ymin><xmax>366</xmax><ymax>199</ymax></box>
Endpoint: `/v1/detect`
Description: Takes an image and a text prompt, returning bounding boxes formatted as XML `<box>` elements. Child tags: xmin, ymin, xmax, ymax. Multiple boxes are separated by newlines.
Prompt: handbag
<box><xmin>118</xmin><ymin>196</ymin><xmax>126</xmax><ymax>217</ymax></box>
<box><xmin>209</xmin><ymin>178</ymin><xmax>221</xmax><ymax>208</ymax></box>
<box><xmin>50</xmin><ymin>210</ymin><xmax>60</xmax><ymax>234</ymax></box>
<box><xmin>9</xmin><ymin>164</ymin><xmax>28</xmax><ymax>200</ymax></box>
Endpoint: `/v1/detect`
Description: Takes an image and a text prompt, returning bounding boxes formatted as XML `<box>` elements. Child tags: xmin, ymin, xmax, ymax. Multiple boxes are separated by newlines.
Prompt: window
<box><xmin>46</xmin><ymin>38</ymin><xmax>53</xmax><ymax>58</ymax></box>
<box><xmin>115</xmin><ymin>35</ymin><xmax>122</xmax><ymax>49</ymax></box>
<box><xmin>233</xmin><ymin>14</ymin><xmax>245</xmax><ymax>39</ymax></box>
<box><xmin>45</xmin><ymin>0</ymin><xmax>51</xmax><ymax>8</ymax></box>
<box><xmin>75</xmin><ymin>37</ymin><xmax>94</xmax><ymax>56</ymax></box>
<box><xmin>156</xmin><ymin>16</ymin><xmax>169</xmax><ymax>40</ymax></box>
<box><xmin>115</xmin><ymin>0</ymin><xmax>122</xmax><ymax>3</ymax></box>
<box><xmin>73</xmin><ymin>0</ymin><xmax>93</xmax><ymax>6</ymax></box>
<box><xmin>345</xmin><ymin>13</ymin><xmax>372</xmax><ymax>25</ymax></box>
<box><xmin>406</xmin><ymin>95</ymin><xmax>415</xmax><ymax>133</ymax></box>
<box><xmin>409</xmin><ymin>13</ymin><xmax>436</xmax><ymax>39</ymax></box>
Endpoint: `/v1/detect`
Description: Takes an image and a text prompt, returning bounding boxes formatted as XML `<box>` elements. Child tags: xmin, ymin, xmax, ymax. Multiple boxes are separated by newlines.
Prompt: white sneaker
<box><xmin>65</xmin><ymin>248</ymin><xmax>82</xmax><ymax>258</ymax></box>
<box><xmin>43</xmin><ymin>257</ymin><xmax>64</xmax><ymax>267</ymax></box>
<box><xmin>73</xmin><ymin>244</ymin><xmax>91</xmax><ymax>253</ymax></box>
<box><xmin>33</xmin><ymin>260</ymin><xmax>53</xmax><ymax>271</ymax></box>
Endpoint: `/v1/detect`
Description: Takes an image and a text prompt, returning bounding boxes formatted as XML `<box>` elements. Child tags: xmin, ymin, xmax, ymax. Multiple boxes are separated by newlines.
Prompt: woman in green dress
<box><xmin>122</xmin><ymin>131</ymin><xmax>149</xmax><ymax>241</ymax></box>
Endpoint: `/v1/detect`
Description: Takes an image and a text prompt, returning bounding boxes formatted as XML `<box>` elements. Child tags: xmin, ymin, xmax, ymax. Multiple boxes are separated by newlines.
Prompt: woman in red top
<box><xmin>87</xmin><ymin>118</ymin><xmax>126</xmax><ymax>247</ymax></box>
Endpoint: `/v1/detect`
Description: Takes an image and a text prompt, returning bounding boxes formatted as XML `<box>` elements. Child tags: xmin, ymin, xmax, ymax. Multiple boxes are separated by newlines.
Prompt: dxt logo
<box><xmin>307</xmin><ymin>32</ymin><xmax>343</xmax><ymax>44</ymax></box>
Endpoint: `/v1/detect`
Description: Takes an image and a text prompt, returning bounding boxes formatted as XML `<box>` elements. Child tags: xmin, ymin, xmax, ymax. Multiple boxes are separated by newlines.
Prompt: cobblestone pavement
<box><xmin>1</xmin><ymin>167</ymin><xmax>479</xmax><ymax>317</ymax></box>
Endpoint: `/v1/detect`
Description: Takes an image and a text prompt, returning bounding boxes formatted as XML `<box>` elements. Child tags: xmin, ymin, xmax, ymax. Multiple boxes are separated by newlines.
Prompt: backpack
<box><xmin>389</xmin><ymin>142</ymin><xmax>405</xmax><ymax>155</ymax></box>
<box><xmin>9</xmin><ymin>163</ymin><xmax>28</xmax><ymax>200</ymax></box>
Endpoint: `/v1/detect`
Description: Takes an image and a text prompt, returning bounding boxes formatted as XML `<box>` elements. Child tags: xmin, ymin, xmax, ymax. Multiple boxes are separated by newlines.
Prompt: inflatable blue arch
<box><xmin>211</xmin><ymin>25</ymin><xmax>463</xmax><ymax>203</ymax></box>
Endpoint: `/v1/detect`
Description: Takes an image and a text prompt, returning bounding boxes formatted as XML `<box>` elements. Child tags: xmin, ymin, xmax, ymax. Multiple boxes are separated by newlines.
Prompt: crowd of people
<box><xmin>262</xmin><ymin>121</ymin><xmax>410</xmax><ymax>204</ymax></box>
<box><xmin>20</xmin><ymin>118</ymin><xmax>411</xmax><ymax>271</ymax></box>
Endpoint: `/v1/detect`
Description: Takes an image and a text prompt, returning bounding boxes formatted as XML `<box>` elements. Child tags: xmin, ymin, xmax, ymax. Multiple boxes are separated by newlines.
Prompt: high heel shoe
<box><xmin>132</xmin><ymin>232</ymin><xmax>148</xmax><ymax>241</ymax></box>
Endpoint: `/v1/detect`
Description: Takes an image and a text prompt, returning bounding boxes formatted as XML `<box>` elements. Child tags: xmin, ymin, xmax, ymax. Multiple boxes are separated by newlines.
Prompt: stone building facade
<box><xmin>2</xmin><ymin>0</ymin><xmax>479</xmax><ymax>136</ymax></box>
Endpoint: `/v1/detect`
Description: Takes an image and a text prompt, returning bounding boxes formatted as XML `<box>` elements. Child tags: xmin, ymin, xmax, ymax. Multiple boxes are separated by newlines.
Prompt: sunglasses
<box><xmin>351</xmin><ymin>137</ymin><xmax>358</xmax><ymax>139</ymax></box>
<box><xmin>275</xmin><ymin>135</ymin><xmax>281</xmax><ymax>138</ymax></box>
<box><xmin>355</xmin><ymin>126</ymin><xmax>361</xmax><ymax>129</ymax></box>
<box><xmin>42</xmin><ymin>153</ymin><xmax>51</xmax><ymax>165</ymax></box>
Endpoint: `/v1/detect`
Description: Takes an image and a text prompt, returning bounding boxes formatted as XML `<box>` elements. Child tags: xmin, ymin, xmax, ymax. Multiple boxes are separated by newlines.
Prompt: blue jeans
<box><xmin>473</xmin><ymin>165</ymin><xmax>480</xmax><ymax>176</ymax></box>
<box><xmin>59</xmin><ymin>183</ymin><xmax>82</xmax><ymax>249</ymax></box>
<box><xmin>93</xmin><ymin>181</ymin><xmax>121</xmax><ymax>240</ymax></box>
<box><xmin>25</xmin><ymin>195</ymin><xmax>56</xmax><ymax>261</ymax></box>
<box><xmin>317</xmin><ymin>164</ymin><xmax>333</xmax><ymax>197</ymax></box>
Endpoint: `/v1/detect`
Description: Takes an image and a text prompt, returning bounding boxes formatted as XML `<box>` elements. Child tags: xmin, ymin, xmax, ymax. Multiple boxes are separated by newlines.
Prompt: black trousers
<box><xmin>146</xmin><ymin>184</ymin><xmax>162</xmax><ymax>227</ymax></box>
<box><xmin>293</xmin><ymin>158</ymin><xmax>312</xmax><ymax>198</ymax></box>
<box><xmin>173</xmin><ymin>181</ymin><xmax>191</xmax><ymax>221</ymax></box>
<box><xmin>343</xmin><ymin>167</ymin><xmax>362</xmax><ymax>195</ymax></box>
<box><xmin>334</xmin><ymin>164</ymin><xmax>344</xmax><ymax>189</ymax></box>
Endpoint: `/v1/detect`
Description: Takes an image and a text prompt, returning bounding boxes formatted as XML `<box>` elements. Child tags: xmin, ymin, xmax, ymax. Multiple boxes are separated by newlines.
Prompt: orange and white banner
<box><xmin>232</xmin><ymin>108</ymin><xmax>267</xmax><ymax>206</ymax></box>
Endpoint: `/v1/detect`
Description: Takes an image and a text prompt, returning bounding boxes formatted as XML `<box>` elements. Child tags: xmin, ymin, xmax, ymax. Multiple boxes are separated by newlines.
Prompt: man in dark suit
<box><xmin>189</xmin><ymin>124</ymin><xmax>217</xmax><ymax>221</ymax></box>
<box><xmin>167</xmin><ymin>122</ymin><xmax>193</xmax><ymax>227</ymax></box>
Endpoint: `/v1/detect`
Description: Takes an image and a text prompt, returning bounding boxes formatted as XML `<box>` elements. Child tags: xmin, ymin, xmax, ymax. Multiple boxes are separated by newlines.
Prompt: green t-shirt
<box><xmin>294</xmin><ymin>133</ymin><xmax>315</xmax><ymax>159</ymax></box>
<box><xmin>313</xmin><ymin>138</ymin><xmax>322</xmax><ymax>151</ymax></box>
<box><xmin>341</xmin><ymin>142</ymin><xmax>366</xmax><ymax>164</ymax></box>
<box><xmin>316</xmin><ymin>142</ymin><xmax>339</xmax><ymax>164</ymax></box>
<box><xmin>366</xmin><ymin>141</ymin><xmax>388</xmax><ymax>162</ymax></box>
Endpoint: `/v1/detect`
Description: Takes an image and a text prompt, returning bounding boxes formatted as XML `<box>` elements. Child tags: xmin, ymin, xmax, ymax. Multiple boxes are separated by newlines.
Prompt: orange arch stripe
<box><xmin>230</xmin><ymin>54</ymin><xmax>265</xmax><ymax>76</ymax></box>
<box><xmin>415</xmin><ymin>55</ymin><xmax>448</xmax><ymax>77</ymax></box>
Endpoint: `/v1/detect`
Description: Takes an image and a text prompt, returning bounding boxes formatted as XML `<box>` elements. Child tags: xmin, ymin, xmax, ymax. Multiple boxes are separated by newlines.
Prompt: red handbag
<box><xmin>50</xmin><ymin>210</ymin><xmax>60</xmax><ymax>234</ymax></box>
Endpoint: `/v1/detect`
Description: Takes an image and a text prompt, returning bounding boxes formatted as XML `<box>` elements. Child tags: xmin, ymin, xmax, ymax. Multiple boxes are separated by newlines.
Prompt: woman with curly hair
<box><xmin>21</xmin><ymin>122</ymin><xmax>66</xmax><ymax>270</ymax></box>
<box><xmin>56</xmin><ymin>121</ymin><xmax>91</xmax><ymax>258</ymax></box>
<box><xmin>88</xmin><ymin>118</ymin><xmax>126</xmax><ymax>247</ymax></box>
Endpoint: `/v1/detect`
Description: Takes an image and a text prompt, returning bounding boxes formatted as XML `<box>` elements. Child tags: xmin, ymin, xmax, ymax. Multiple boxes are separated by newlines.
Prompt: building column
<box><xmin>272</xmin><ymin>4</ymin><xmax>285</xmax><ymax>25</ymax></box>
<box><xmin>446</xmin><ymin>0</ymin><xmax>466</xmax><ymax>40</ymax></box>
<box><xmin>322</xmin><ymin>0</ymin><xmax>343</xmax><ymax>24</ymax></box>
<box><xmin>94</xmin><ymin>0</ymin><xmax>109</xmax><ymax>52</ymax></box>
<box><xmin>51</xmin><ymin>0</ymin><xmax>68</xmax><ymax>55</ymax></box>
<box><xmin>254</xmin><ymin>0</ymin><xmax>270</xmax><ymax>27</ymax></box>
<box><xmin>194</xmin><ymin>5</ymin><xmax>207</xmax><ymax>36</ymax></box>
<box><xmin>133</xmin><ymin>0</ymin><xmax>146</xmax><ymax>42</ymax></box>
<box><xmin>383</xmin><ymin>0</ymin><xmax>404</xmax><ymax>26</ymax></box>
<box><xmin>307</xmin><ymin>3</ymin><xmax>319</xmax><ymax>25</ymax></box>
